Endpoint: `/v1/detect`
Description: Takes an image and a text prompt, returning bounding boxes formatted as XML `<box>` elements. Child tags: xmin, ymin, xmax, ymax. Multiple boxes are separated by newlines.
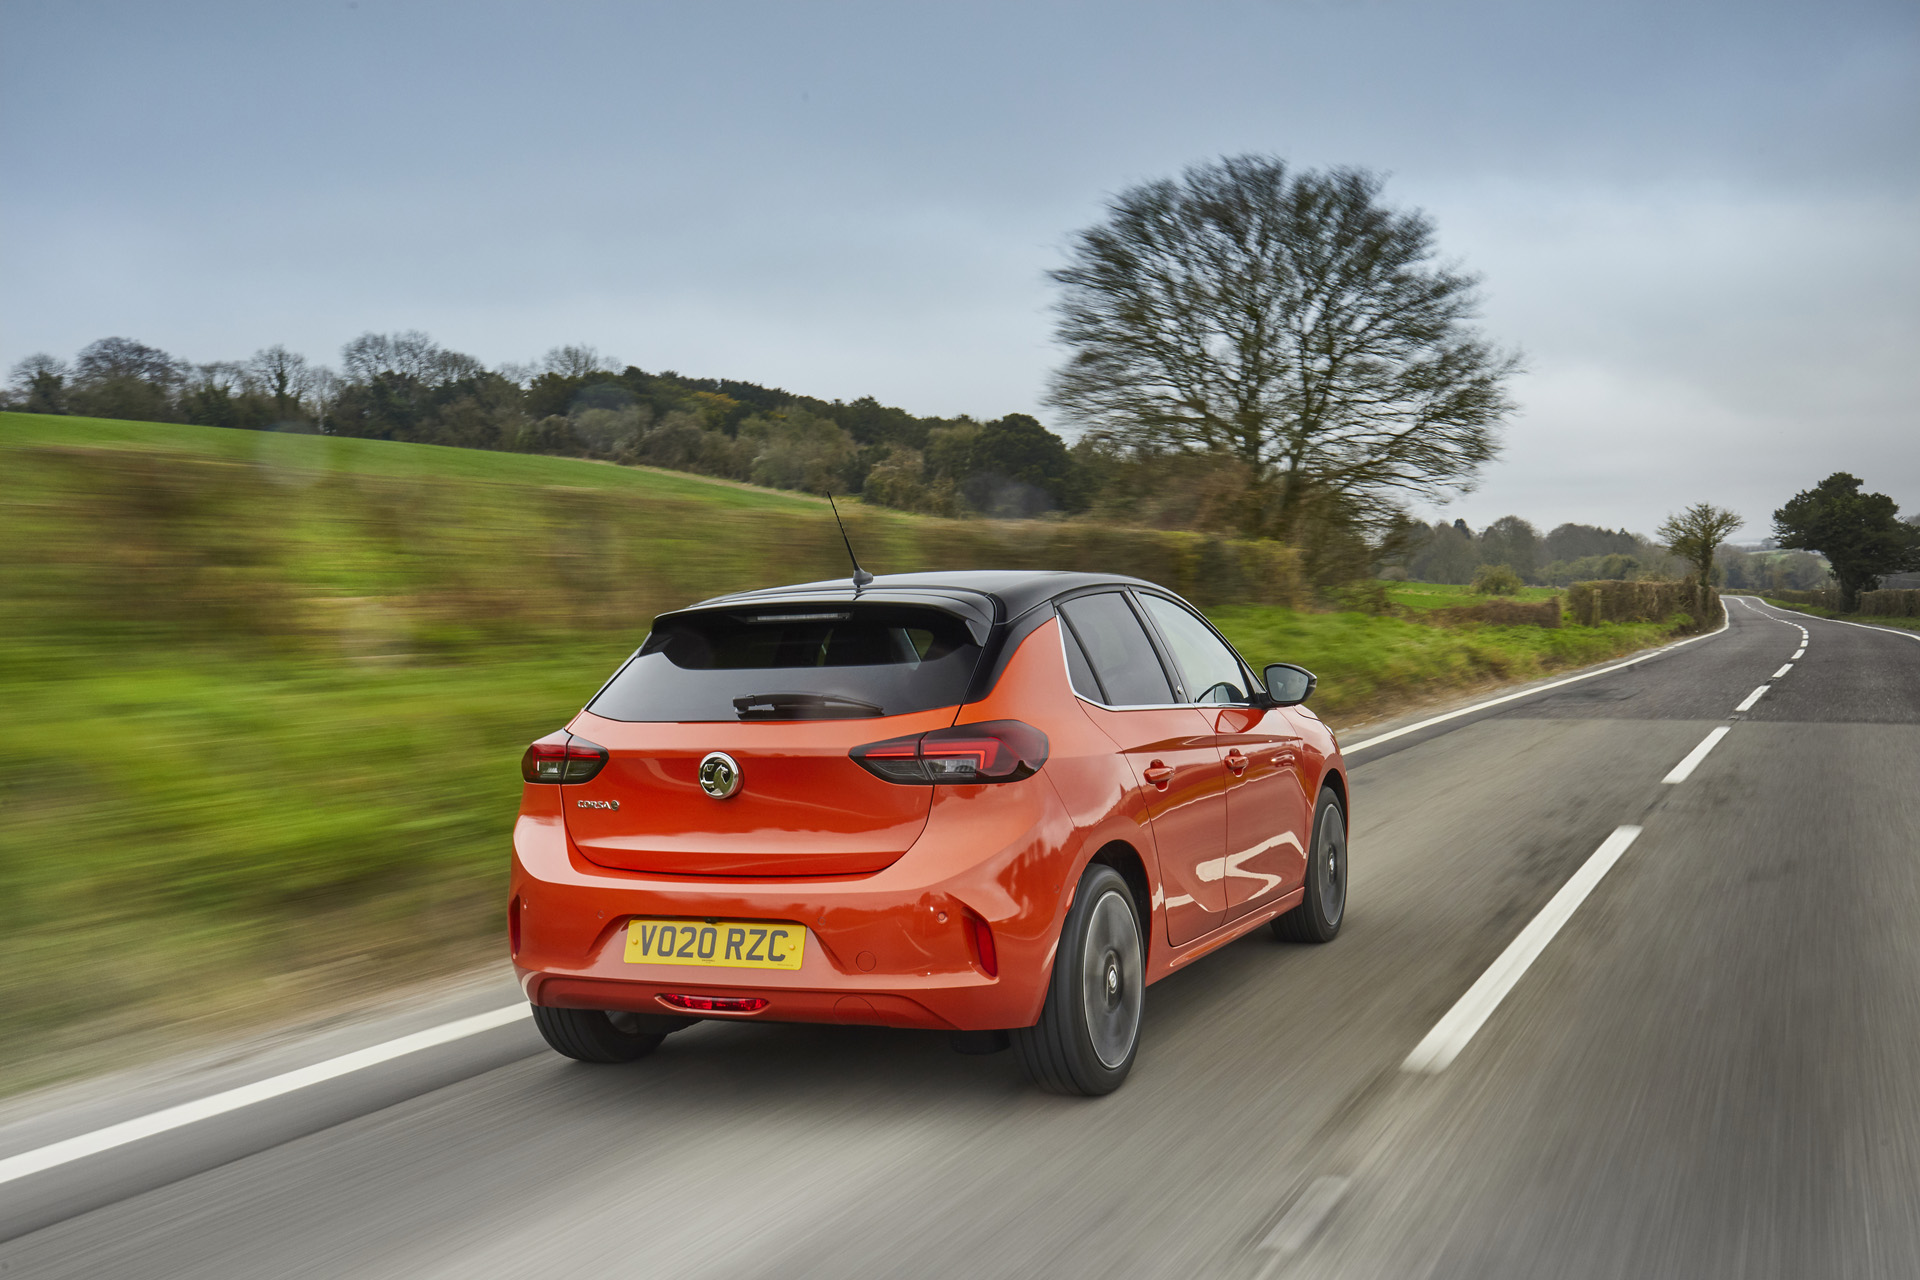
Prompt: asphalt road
<box><xmin>5</xmin><ymin>596</ymin><xmax>1918</xmax><ymax>1279</ymax></box>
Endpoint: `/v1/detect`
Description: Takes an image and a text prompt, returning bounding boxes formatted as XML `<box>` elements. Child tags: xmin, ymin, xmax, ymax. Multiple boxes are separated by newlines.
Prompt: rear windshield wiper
<box><xmin>731</xmin><ymin>692</ymin><xmax>887</xmax><ymax>719</ymax></box>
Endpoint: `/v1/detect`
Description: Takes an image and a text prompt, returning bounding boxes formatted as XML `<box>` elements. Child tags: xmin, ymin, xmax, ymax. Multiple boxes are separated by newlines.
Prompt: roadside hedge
<box><xmin>1567</xmin><ymin>579</ymin><xmax>1719</xmax><ymax>630</ymax></box>
<box><xmin>1859</xmin><ymin>588</ymin><xmax>1920</xmax><ymax>618</ymax></box>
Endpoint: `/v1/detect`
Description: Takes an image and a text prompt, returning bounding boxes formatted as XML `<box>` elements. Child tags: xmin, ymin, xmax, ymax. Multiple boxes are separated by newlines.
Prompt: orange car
<box><xmin>510</xmin><ymin>570</ymin><xmax>1348</xmax><ymax>1094</ymax></box>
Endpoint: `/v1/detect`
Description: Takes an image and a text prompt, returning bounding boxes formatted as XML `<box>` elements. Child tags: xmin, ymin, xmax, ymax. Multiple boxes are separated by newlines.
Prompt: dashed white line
<box><xmin>1663</xmin><ymin>726</ymin><xmax>1731</xmax><ymax>784</ymax></box>
<box><xmin>1773</xmin><ymin>663</ymin><xmax>1794</xmax><ymax>678</ymax></box>
<box><xmin>1403</xmin><ymin>825</ymin><xmax>1644</xmax><ymax>1074</ymax></box>
<box><xmin>1735</xmin><ymin>685</ymin><xmax>1769</xmax><ymax>712</ymax></box>
<box><xmin>0</xmin><ymin>1004</ymin><xmax>531</xmax><ymax>1187</ymax></box>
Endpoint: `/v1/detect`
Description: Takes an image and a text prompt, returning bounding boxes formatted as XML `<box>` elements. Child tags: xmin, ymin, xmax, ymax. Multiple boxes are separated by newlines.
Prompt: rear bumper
<box><xmin>509</xmin><ymin>777</ymin><xmax>1081</xmax><ymax>1032</ymax></box>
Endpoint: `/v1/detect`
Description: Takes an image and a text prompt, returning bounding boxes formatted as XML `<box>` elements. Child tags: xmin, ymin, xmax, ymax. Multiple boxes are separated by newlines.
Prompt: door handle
<box><xmin>1224</xmin><ymin>749</ymin><xmax>1249</xmax><ymax>775</ymax></box>
<box><xmin>1142</xmin><ymin>761</ymin><xmax>1174</xmax><ymax>789</ymax></box>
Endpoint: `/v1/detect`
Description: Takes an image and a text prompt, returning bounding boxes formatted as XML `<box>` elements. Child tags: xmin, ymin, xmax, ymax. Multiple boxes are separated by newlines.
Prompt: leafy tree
<box><xmin>958</xmin><ymin>413</ymin><xmax>1083</xmax><ymax>516</ymax></box>
<box><xmin>1046</xmin><ymin>154</ymin><xmax>1515</xmax><ymax>548</ymax></box>
<box><xmin>1471</xmin><ymin>563</ymin><xmax>1524</xmax><ymax>595</ymax></box>
<box><xmin>1544</xmin><ymin>522</ymin><xmax>1639</xmax><ymax>563</ymax></box>
<box><xmin>1408</xmin><ymin>520</ymin><xmax>1477</xmax><ymax>583</ymax></box>
<box><xmin>8</xmin><ymin>354</ymin><xmax>68</xmax><ymax>414</ymax></box>
<box><xmin>1476</xmin><ymin>515</ymin><xmax>1540</xmax><ymax>582</ymax></box>
<box><xmin>1773</xmin><ymin>473</ymin><xmax>1920</xmax><ymax>610</ymax></box>
<box><xmin>1657</xmin><ymin>503</ymin><xmax>1742</xmax><ymax>613</ymax></box>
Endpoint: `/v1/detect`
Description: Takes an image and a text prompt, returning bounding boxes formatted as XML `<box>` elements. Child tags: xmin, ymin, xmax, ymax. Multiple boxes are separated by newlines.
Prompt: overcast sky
<box><xmin>3</xmin><ymin>0</ymin><xmax>1915</xmax><ymax>536</ymax></box>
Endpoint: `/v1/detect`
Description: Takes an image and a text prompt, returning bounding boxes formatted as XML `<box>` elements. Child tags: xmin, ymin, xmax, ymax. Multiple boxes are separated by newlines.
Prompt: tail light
<box><xmin>850</xmin><ymin>720</ymin><xmax>1049</xmax><ymax>785</ymax></box>
<box><xmin>964</xmin><ymin>910</ymin><xmax>998</xmax><ymax>977</ymax></box>
<box><xmin>521</xmin><ymin>734</ymin><xmax>608</xmax><ymax>784</ymax></box>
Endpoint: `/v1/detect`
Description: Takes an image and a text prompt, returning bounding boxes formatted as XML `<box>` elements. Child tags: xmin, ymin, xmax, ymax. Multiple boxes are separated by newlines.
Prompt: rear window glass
<box><xmin>588</xmin><ymin>606</ymin><xmax>983</xmax><ymax>722</ymax></box>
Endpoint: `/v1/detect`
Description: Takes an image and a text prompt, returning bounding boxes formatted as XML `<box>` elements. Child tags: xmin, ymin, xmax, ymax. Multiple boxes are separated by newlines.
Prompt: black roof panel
<box><xmin>681</xmin><ymin>569</ymin><xmax>1163</xmax><ymax>626</ymax></box>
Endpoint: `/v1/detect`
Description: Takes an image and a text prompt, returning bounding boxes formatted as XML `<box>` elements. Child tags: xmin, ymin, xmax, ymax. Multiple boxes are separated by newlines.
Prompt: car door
<box><xmin>1056</xmin><ymin>591</ymin><xmax>1230</xmax><ymax>947</ymax></box>
<box><xmin>1134</xmin><ymin>592</ymin><xmax>1311</xmax><ymax>920</ymax></box>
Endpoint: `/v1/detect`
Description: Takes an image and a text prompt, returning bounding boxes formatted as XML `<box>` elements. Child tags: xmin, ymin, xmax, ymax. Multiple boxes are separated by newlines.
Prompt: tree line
<box><xmin>1395</xmin><ymin>515</ymin><xmax>1834</xmax><ymax>592</ymax></box>
<box><xmin>4</xmin><ymin>335</ymin><xmax>1086</xmax><ymax>520</ymax></box>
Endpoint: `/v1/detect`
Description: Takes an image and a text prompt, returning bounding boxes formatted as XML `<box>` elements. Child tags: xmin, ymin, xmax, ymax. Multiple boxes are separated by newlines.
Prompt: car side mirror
<box><xmin>1262</xmin><ymin>663</ymin><xmax>1317</xmax><ymax>707</ymax></box>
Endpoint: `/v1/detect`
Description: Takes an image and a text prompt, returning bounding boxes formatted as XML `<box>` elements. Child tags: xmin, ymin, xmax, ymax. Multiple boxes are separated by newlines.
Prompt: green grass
<box><xmin>1211</xmin><ymin>605</ymin><xmax>1669</xmax><ymax>720</ymax></box>
<box><xmin>0</xmin><ymin>412</ymin><xmax>1690</xmax><ymax>1090</ymax></box>
<box><xmin>1381</xmin><ymin>580</ymin><xmax>1563</xmax><ymax>612</ymax></box>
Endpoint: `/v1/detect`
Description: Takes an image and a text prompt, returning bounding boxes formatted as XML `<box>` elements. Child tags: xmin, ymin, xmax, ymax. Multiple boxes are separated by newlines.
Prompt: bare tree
<box><xmin>247</xmin><ymin>345</ymin><xmax>312</xmax><ymax>418</ymax></box>
<box><xmin>1657</xmin><ymin>503</ymin><xmax>1742</xmax><ymax>614</ymax></box>
<box><xmin>1047</xmin><ymin>156</ymin><xmax>1516</xmax><ymax>544</ymax></box>
<box><xmin>307</xmin><ymin>367</ymin><xmax>344</xmax><ymax>434</ymax></box>
<box><xmin>73</xmin><ymin>336</ymin><xmax>182</xmax><ymax>387</ymax></box>
<box><xmin>542</xmin><ymin>344</ymin><xmax>612</xmax><ymax>379</ymax></box>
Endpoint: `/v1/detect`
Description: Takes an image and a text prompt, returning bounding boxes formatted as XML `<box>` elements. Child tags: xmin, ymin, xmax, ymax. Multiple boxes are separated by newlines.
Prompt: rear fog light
<box><xmin>659</xmin><ymin>993</ymin><xmax>769</xmax><ymax>1014</ymax></box>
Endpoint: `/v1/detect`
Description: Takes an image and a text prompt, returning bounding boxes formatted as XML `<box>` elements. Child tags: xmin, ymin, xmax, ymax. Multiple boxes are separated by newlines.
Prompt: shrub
<box><xmin>1471</xmin><ymin>563</ymin><xmax>1524</xmax><ymax>595</ymax></box>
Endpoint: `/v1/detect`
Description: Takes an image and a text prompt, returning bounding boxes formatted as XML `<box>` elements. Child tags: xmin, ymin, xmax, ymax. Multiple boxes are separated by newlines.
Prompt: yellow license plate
<box><xmin>623</xmin><ymin>918</ymin><xmax>806</xmax><ymax>970</ymax></box>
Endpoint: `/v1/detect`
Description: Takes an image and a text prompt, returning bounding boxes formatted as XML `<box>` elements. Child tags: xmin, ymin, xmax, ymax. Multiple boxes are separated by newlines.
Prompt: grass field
<box><xmin>1380</xmin><ymin>580</ymin><xmax>1563</xmax><ymax>611</ymax></box>
<box><xmin>0</xmin><ymin>412</ymin><xmax>1685</xmax><ymax>1090</ymax></box>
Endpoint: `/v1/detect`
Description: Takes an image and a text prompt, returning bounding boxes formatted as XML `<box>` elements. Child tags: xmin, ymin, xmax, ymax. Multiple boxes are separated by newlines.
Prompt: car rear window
<box><xmin>588</xmin><ymin>605</ymin><xmax>984</xmax><ymax>722</ymax></box>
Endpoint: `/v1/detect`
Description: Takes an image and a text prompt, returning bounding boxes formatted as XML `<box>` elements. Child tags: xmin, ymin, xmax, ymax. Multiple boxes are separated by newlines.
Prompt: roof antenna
<box><xmin>826</xmin><ymin>493</ymin><xmax>874</xmax><ymax>589</ymax></box>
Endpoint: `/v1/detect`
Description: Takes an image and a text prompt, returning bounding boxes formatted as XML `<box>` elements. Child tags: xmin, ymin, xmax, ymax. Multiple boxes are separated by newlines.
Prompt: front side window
<box><xmin>589</xmin><ymin>605</ymin><xmax>982</xmax><ymax>721</ymax></box>
<box><xmin>1138</xmin><ymin>594</ymin><xmax>1250</xmax><ymax>704</ymax></box>
<box><xmin>1056</xmin><ymin>592</ymin><xmax>1174</xmax><ymax>707</ymax></box>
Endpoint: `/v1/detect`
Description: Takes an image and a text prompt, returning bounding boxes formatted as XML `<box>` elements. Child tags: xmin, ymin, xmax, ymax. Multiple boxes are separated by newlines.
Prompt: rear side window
<box><xmin>1138</xmin><ymin>594</ymin><xmax>1251</xmax><ymax>704</ymax></box>
<box><xmin>1057</xmin><ymin>593</ymin><xmax>1174</xmax><ymax>706</ymax></box>
<box><xmin>589</xmin><ymin>606</ymin><xmax>982</xmax><ymax>722</ymax></box>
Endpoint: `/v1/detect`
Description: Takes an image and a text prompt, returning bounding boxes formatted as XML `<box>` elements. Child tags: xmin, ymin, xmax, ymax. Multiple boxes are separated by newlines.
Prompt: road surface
<box><xmin>4</xmin><ymin>596</ymin><xmax>1918</xmax><ymax>1278</ymax></box>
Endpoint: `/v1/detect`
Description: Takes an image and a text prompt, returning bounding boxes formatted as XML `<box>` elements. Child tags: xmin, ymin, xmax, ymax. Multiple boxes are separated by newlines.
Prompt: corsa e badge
<box><xmin>576</xmin><ymin>799</ymin><xmax>619</xmax><ymax>810</ymax></box>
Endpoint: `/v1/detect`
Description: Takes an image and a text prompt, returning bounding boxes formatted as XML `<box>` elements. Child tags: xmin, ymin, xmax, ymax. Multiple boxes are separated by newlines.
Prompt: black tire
<box><xmin>1273</xmin><ymin>789</ymin><xmax>1347</xmax><ymax>944</ymax></box>
<box><xmin>531</xmin><ymin>1005</ymin><xmax>683</xmax><ymax>1063</ymax></box>
<box><xmin>1013</xmin><ymin>864</ymin><xmax>1144</xmax><ymax>1096</ymax></box>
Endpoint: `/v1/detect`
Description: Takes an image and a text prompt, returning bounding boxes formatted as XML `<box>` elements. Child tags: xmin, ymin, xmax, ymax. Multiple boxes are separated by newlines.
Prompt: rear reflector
<box><xmin>659</xmin><ymin>993</ymin><xmax>769</xmax><ymax>1014</ymax></box>
<box><xmin>964</xmin><ymin>911</ymin><xmax>998</xmax><ymax>977</ymax></box>
<box><xmin>851</xmin><ymin>720</ymin><xmax>1049</xmax><ymax>785</ymax></box>
<box><xmin>521</xmin><ymin>734</ymin><xmax>608</xmax><ymax>784</ymax></box>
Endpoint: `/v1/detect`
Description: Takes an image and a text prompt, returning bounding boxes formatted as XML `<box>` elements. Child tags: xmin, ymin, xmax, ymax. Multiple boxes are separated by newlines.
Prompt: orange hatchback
<box><xmin>510</xmin><ymin>570</ymin><xmax>1348</xmax><ymax>1094</ymax></box>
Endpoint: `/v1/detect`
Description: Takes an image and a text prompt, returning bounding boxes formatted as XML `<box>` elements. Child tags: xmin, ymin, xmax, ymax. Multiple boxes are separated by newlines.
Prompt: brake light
<box><xmin>658</xmin><ymin>993</ymin><xmax>769</xmax><ymax>1014</ymax></box>
<box><xmin>964</xmin><ymin>911</ymin><xmax>998</xmax><ymax>977</ymax></box>
<box><xmin>850</xmin><ymin>720</ymin><xmax>1049</xmax><ymax>784</ymax></box>
<box><xmin>520</xmin><ymin>734</ymin><xmax>608</xmax><ymax>784</ymax></box>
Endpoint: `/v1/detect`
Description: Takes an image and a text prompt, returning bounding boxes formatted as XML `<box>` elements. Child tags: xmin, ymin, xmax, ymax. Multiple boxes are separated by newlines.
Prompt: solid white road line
<box><xmin>0</xmin><ymin>1004</ymin><xmax>531</xmax><ymax>1187</ymax></box>
<box><xmin>1404</xmin><ymin>826</ymin><xmax>1644</xmax><ymax>1074</ymax></box>
<box><xmin>1344</xmin><ymin>599</ymin><xmax>1731</xmax><ymax>755</ymax></box>
<box><xmin>1663</xmin><ymin>726</ymin><xmax>1731</xmax><ymax>784</ymax></box>
<box><xmin>1740</xmin><ymin>596</ymin><xmax>1920</xmax><ymax>646</ymax></box>
<box><xmin>1773</xmin><ymin>663</ymin><xmax>1794</xmax><ymax>678</ymax></box>
<box><xmin>1735</xmin><ymin>685</ymin><xmax>1769</xmax><ymax>712</ymax></box>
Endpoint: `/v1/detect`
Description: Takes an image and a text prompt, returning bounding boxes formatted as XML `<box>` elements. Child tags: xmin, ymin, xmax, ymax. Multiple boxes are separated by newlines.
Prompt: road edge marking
<box><xmin>0</xmin><ymin>1004</ymin><xmax>531</xmax><ymax>1187</ymax></box>
<box><xmin>1343</xmin><ymin>600</ymin><xmax>1731</xmax><ymax>755</ymax></box>
<box><xmin>1402</xmin><ymin>826</ymin><xmax>1643</xmax><ymax>1074</ymax></box>
<box><xmin>1662</xmin><ymin>726</ymin><xmax>1731</xmax><ymax>784</ymax></box>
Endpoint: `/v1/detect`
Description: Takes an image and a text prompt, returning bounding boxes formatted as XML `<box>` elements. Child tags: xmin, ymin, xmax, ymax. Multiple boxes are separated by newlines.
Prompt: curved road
<box><xmin>4</xmin><ymin>596</ymin><xmax>1918</xmax><ymax>1278</ymax></box>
